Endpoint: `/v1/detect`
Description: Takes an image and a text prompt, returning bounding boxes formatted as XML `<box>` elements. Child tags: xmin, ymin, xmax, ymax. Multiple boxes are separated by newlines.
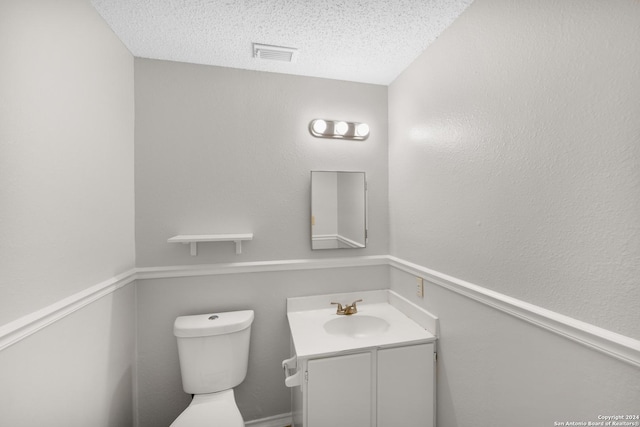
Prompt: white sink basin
<box><xmin>286</xmin><ymin>290</ymin><xmax>438</xmax><ymax>358</ymax></box>
<box><xmin>323</xmin><ymin>315</ymin><xmax>390</xmax><ymax>338</ymax></box>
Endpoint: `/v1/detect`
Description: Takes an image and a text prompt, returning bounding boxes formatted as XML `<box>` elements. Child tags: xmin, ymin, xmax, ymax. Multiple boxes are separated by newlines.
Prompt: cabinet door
<box><xmin>377</xmin><ymin>343</ymin><xmax>435</xmax><ymax>427</ymax></box>
<box><xmin>306</xmin><ymin>352</ymin><xmax>372</xmax><ymax>427</ymax></box>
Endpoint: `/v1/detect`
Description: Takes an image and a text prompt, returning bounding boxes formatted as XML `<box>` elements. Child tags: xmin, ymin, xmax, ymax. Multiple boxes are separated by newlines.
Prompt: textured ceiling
<box><xmin>90</xmin><ymin>0</ymin><xmax>473</xmax><ymax>85</ymax></box>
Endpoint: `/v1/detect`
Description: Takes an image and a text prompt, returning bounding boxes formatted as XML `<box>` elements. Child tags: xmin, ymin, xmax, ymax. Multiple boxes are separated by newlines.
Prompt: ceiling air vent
<box><xmin>253</xmin><ymin>43</ymin><xmax>298</xmax><ymax>63</ymax></box>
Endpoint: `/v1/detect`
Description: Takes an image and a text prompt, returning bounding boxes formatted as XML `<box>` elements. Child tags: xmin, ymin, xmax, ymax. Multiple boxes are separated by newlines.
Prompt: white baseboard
<box><xmin>245</xmin><ymin>413</ymin><xmax>292</xmax><ymax>427</ymax></box>
<box><xmin>1</xmin><ymin>255</ymin><xmax>639</xmax><ymax>368</ymax></box>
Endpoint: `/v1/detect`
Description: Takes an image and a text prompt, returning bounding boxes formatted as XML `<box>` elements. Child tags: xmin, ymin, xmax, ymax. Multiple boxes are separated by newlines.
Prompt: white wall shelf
<box><xmin>168</xmin><ymin>233</ymin><xmax>253</xmax><ymax>256</ymax></box>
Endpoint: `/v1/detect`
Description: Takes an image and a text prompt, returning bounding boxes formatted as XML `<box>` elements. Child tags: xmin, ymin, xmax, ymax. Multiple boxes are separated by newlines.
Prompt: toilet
<box><xmin>171</xmin><ymin>310</ymin><xmax>255</xmax><ymax>427</ymax></box>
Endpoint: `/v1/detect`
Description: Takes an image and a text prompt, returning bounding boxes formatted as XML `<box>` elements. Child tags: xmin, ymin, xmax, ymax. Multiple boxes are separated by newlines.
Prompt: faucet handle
<box><xmin>331</xmin><ymin>302</ymin><xmax>345</xmax><ymax>314</ymax></box>
<box><xmin>350</xmin><ymin>299</ymin><xmax>363</xmax><ymax>308</ymax></box>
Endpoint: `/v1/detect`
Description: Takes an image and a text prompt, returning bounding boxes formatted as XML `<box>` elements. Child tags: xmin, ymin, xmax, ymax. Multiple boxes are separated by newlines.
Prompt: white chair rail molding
<box><xmin>2</xmin><ymin>255</ymin><xmax>638</xmax><ymax>368</ymax></box>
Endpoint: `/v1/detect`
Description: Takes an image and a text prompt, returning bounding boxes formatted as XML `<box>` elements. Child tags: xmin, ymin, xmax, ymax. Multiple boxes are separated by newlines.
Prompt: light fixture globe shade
<box><xmin>334</xmin><ymin>121</ymin><xmax>348</xmax><ymax>136</ymax></box>
<box><xmin>355</xmin><ymin>123</ymin><xmax>370</xmax><ymax>137</ymax></box>
<box><xmin>312</xmin><ymin>119</ymin><xmax>327</xmax><ymax>134</ymax></box>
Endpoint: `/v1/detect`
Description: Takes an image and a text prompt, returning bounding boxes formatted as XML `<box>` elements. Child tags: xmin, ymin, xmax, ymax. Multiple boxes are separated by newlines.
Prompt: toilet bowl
<box><xmin>170</xmin><ymin>390</ymin><xmax>243</xmax><ymax>427</ymax></box>
<box><xmin>170</xmin><ymin>310</ymin><xmax>254</xmax><ymax>427</ymax></box>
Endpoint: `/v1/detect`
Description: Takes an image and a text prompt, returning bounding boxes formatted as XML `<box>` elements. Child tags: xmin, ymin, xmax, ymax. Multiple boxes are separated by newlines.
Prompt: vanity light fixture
<box><xmin>309</xmin><ymin>119</ymin><xmax>370</xmax><ymax>140</ymax></box>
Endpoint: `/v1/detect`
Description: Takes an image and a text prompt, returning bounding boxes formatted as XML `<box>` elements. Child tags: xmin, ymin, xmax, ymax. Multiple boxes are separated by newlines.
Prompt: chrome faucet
<box><xmin>331</xmin><ymin>299</ymin><xmax>363</xmax><ymax>315</ymax></box>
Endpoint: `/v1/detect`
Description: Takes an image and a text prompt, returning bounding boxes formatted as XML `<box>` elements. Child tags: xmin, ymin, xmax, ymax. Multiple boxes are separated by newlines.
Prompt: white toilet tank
<box><xmin>174</xmin><ymin>310</ymin><xmax>254</xmax><ymax>395</ymax></box>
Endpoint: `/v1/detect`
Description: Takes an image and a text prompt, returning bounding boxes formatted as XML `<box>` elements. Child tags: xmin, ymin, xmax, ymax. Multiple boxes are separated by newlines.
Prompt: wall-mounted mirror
<box><xmin>311</xmin><ymin>171</ymin><xmax>367</xmax><ymax>250</ymax></box>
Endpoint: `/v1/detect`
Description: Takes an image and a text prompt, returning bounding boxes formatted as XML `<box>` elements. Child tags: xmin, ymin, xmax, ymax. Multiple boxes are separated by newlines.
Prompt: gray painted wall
<box><xmin>388</xmin><ymin>0</ymin><xmax>640</xmax><ymax>424</ymax></box>
<box><xmin>0</xmin><ymin>0</ymin><xmax>135</xmax><ymax>325</ymax></box>
<box><xmin>390</xmin><ymin>268</ymin><xmax>639</xmax><ymax>426</ymax></box>
<box><xmin>389</xmin><ymin>0</ymin><xmax>640</xmax><ymax>341</ymax></box>
<box><xmin>133</xmin><ymin>58</ymin><xmax>390</xmax><ymax>425</ymax></box>
<box><xmin>0</xmin><ymin>0</ymin><xmax>136</xmax><ymax>424</ymax></box>
<box><xmin>0</xmin><ymin>285</ymin><xmax>136</xmax><ymax>426</ymax></box>
<box><xmin>134</xmin><ymin>58</ymin><xmax>389</xmax><ymax>266</ymax></box>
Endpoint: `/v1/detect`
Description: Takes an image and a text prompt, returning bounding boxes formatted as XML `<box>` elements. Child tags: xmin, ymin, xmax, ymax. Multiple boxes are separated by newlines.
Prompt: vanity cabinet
<box><xmin>285</xmin><ymin>290</ymin><xmax>439</xmax><ymax>427</ymax></box>
<box><xmin>298</xmin><ymin>343</ymin><xmax>435</xmax><ymax>427</ymax></box>
<box><xmin>307</xmin><ymin>352</ymin><xmax>373</xmax><ymax>426</ymax></box>
<box><xmin>377</xmin><ymin>343</ymin><xmax>435</xmax><ymax>426</ymax></box>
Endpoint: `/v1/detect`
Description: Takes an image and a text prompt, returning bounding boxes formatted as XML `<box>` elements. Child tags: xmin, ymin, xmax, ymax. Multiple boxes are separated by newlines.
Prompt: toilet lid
<box><xmin>170</xmin><ymin>391</ymin><xmax>244</xmax><ymax>427</ymax></box>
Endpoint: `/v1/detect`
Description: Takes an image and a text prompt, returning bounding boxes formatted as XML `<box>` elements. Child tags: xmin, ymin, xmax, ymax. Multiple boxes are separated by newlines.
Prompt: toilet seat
<box><xmin>170</xmin><ymin>389</ymin><xmax>244</xmax><ymax>427</ymax></box>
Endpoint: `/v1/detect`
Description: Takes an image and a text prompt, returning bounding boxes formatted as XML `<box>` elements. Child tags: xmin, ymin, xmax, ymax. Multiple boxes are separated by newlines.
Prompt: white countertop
<box><xmin>287</xmin><ymin>290</ymin><xmax>437</xmax><ymax>359</ymax></box>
